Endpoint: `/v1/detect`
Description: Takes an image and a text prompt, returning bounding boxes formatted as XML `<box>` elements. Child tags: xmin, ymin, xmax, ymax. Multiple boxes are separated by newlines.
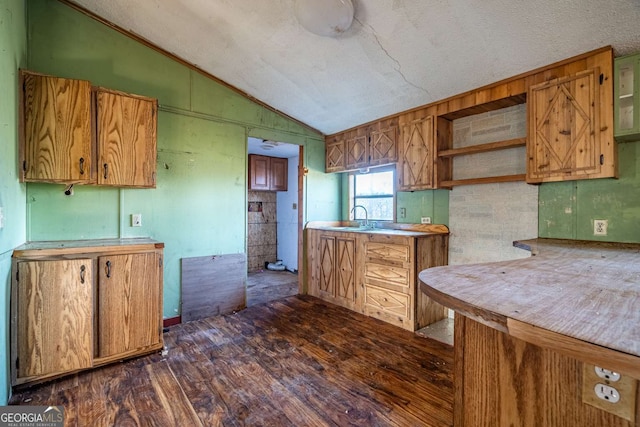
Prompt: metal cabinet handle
<box><xmin>80</xmin><ymin>265</ymin><xmax>86</xmax><ymax>284</ymax></box>
<box><xmin>103</xmin><ymin>163</ymin><xmax>109</xmax><ymax>180</ymax></box>
<box><xmin>106</xmin><ymin>260</ymin><xmax>111</xmax><ymax>278</ymax></box>
<box><xmin>79</xmin><ymin>157</ymin><xmax>85</xmax><ymax>175</ymax></box>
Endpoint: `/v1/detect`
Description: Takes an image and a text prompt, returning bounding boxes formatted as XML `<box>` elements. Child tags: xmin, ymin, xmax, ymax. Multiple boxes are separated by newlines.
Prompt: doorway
<box><xmin>246</xmin><ymin>137</ymin><xmax>301</xmax><ymax>306</ymax></box>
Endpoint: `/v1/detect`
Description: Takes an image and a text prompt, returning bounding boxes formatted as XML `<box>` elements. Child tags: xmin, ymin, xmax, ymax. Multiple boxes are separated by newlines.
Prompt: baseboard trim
<box><xmin>163</xmin><ymin>316</ymin><xmax>181</xmax><ymax>327</ymax></box>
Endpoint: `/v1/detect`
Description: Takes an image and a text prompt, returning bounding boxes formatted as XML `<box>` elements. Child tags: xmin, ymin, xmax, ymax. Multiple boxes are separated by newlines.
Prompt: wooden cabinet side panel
<box><xmin>16</xmin><ymin>259</ymin><xmax>93</xmax><ymax>382</ymax></box>
<box><xmin>97</xmin><ymin>90</ymin><xmax>157</xmax><ymax>187</ymax></box>
<box><xmin>22</xmin><ymin>73</ymin><xmax>92</xmax><ymax>183</ymax></box>
<box><xmin>457</xmin><ymin>315</ymin><xmax>637</xmax><ymax>427</ymax></box>
<box><xmin>416</xmin><ymin>235</ymin><xmax>449</xmax><ymax>328</ymax></box>
<box><xmin>97</xmin><ymin>252</ymin><xmax>161</xmax><ymax>358</ymax></box>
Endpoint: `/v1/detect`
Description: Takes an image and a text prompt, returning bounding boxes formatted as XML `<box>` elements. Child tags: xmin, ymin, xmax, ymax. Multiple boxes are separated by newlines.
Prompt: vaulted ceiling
<box><xmin>71</xmin><ymin>0</ymin><xmax>640</xmax><ymax>135</ymax></box>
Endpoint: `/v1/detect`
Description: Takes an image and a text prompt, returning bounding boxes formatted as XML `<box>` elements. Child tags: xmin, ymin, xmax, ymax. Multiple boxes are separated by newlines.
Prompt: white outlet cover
<box><xmin>132</xmin><ymin>213</ymin><xmax>142</xmax><ymax>227</ymax></box>
<box><xmin>594</xmin><ymin>219</ymin><xmax>608</xmax><ymax>236</ymax></box>
<box><xmin>421</xmin><ymin>217</ymin><xmax>432</xmax><ymax>224</ymax></box>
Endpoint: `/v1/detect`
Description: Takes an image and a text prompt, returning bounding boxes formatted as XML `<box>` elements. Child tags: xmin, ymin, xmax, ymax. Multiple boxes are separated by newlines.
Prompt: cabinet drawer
<box><xmin>365</xmin><ymin>242</ymin><xmax>410</xmax><ymax>263</ymax></box>
<box><xmin>364</xmin><ymin>263</ymin><xmax>410</xmax><ymax>291</ymax></box>
<box><xmin>364</xmin><ymin>285</ymin><xmax>410</xmax><ymax>319</ymax></box>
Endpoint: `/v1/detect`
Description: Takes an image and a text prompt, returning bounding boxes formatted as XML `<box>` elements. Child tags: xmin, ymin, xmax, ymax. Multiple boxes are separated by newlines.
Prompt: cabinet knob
<box><xmin>80</xmin><ymin>265</ymin><xmax>86</xmax><ymax>284</ymax></box>
<box><xmin>105</xmin><ymin>260</ymin><xmax>111</xmax><ymax>278</ymax></box>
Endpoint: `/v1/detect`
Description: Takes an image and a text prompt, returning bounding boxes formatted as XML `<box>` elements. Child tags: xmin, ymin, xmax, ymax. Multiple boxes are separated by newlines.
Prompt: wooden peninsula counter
<box><xmin>419</xmin><ymin>238</ymin><xmax>640</xmax><ymax>426</ymax></box>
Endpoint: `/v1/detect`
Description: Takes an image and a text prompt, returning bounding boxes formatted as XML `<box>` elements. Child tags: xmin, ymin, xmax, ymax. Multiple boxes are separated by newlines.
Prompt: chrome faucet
<box><xmin>350</xmin><ymin>205</ymin><xmax>368</xmax><ymax>228</ymax></box>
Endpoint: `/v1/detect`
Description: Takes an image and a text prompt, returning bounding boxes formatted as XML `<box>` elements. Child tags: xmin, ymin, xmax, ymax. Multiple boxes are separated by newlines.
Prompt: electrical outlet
<box><xmin>400</xmin><ymin>207</ymin><xmax>406</xmax><ymax>218</ymax></box>
<box><xmin>421</xmin><ymin>217</ymin><xmax>431</xmax><ymax>224</ymax></box>
<box><xmin>583</xmin><ymin>364</ymin><xmax>637</xmax><ymax>422</ymax></box>
<box><xmin>594</xmin><ymin>219</ymin><xmax>608</xmax><ymax>236</ymax></box>
<box><xmin>131</xmin><ymin>213</ymin><xmax>142</xmax><ymax>227</ymax></box>
<box><xmin>0</xmin><ymin>207</ymin><xmax>4</xmax><ymax>229</ymax></box>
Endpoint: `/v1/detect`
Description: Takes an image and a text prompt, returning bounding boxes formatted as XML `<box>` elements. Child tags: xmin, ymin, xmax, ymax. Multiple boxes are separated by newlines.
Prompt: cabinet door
<box><xmin>96</xmin><ymin>89</ymin><xmax>157</xmax><ymax>187</ymax></box>
<box><xmin>16</xmin><ymin>259</ymin><xmax>93</xmax><ymax>382</ymax></box>
<box><xmin>318</xmin><ymin>236</ymin><xmax>336</xmax><ymax>298</ymax></box>
<box><xmin>21</xmin><ymin>72</ymin><xmax>92</xmax><ymax>183</ymax></box>
<box><xmin>248</xmin><ymin>154</ymin><xmax>270</xmax><ymax>190</ymax></box>
<box><xmin>369</xmin><ymin>122</ymin><xmax>398</xmax><ymax>166</ymax></box>
<box><xmin>398</xmin><ymin>116</ymin><xmax>435</xmax><ymax>190</ymax></box>
<box><xmin>97</xmin><ymin>253</ymin><xmax>161</xmax><ymax>359</ymax></box>
<box><xmin>346</xmin><ymin>135</ymin><xmax>369</xmax><ymax>170</ymax></box>
<box><xmin>326</xmin><ymin>136</ymin><xmax>346</xmax><ymax>173</ymax></box>
<box><xmin>270</xmin><ymin>157</ymin><xmax>288</xmax><ymax>191</ymax></box>
<box><xmin>335</xmin><ymin>237</ymin><xmax>356</xmax><ymax>305</ymax></box>
<box><xmin>527</xmin><ymin>69</ymin><xmax>615</xmax><ymax>183</ymax></box>
<box><xmin>614</xmin><ymin>55</ymin><xmax>640</xmax><ymax>141</ymax></box>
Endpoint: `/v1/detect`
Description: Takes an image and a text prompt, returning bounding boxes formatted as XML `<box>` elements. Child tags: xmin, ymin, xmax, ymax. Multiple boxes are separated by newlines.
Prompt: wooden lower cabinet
<box><xmin>307</xmin><ymin>227</ymin><xmax>448</xmax><ymax>330</ymax></box>
<box><xmin>309</xmin><ymin>231</ymin><xmax>358</xmax><ymax>311</ymax></box>
<box><xmin>11</xmin><ymin>239</ymin><xmax>164</xmax><ymax>386</ymax></box>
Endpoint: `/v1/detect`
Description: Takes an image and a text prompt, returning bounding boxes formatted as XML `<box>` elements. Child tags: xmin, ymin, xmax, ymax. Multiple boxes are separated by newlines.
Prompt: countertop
<box><xmin>13</xmin><ymin>238</ymin><xmax>164</xmax><ymax>257</ymax></box>
<box><xmin>418</xmin><ymin>238</ymin><xmax>640</xmax><ymax>374</ymax></box>
<box><xmin>305</xmin><ymin>221</ymin><xmax>449</xmax><ymax>237</ymax></box>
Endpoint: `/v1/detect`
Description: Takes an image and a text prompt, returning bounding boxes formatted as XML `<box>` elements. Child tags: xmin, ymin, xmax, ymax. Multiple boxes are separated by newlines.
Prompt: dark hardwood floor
<box><xmin>246</xmin><ymin>269</ymin><xmax>299</xmax><ymax>306</ymax></box>
<box><xmin>10</xmin><ymin>296</ymin><xmax>454</xmax><ymax>426</ymax></box>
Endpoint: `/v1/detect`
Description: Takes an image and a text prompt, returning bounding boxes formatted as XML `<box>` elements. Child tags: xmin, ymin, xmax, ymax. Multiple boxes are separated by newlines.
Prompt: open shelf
<box><xmin>438</xmin><ymin>137</ymin><xmax>526</xmax><ymax>158</ymax></box>
<box><xmin>440</xmin><ymin>174</ymin><xmax>526</xmax><ymax>188</ymax></box>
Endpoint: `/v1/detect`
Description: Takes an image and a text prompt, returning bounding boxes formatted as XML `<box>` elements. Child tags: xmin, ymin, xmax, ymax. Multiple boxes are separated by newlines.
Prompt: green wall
<box><xmin>0</xmin><ymin>0</ymin><xmax>27</xmax><ymax>406</ymax></box>
<box><xmin>539</xmin><ymin>141</ymin><xmax>640</xmax><ymax>242</ymax></box>
<box><xmin>25</xmin><ymin>0</ymin><xmax>336</xmax><ymax>321</ymax></box>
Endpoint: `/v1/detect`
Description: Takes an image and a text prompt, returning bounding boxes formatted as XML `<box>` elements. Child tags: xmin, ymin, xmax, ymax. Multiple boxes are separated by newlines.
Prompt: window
<box><xmin>349</xmin><ymin>167</ymin><xmax>395</xmax><ymax>222</ymax></box>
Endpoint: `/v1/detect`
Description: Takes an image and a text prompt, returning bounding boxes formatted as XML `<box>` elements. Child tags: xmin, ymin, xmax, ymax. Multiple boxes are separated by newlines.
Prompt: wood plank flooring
<box><xmin>10</xmin><ymin>295</ymin><xmax>454</xmax><ymax>426</ymax></box>
<box><xmin>246</xmin><ymin>270</ymin><xmax>298</xmax><ymax>307</ymax></box>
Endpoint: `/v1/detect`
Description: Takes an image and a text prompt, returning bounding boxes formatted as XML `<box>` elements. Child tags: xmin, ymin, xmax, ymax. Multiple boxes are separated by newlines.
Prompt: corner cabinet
<box><xmin>20</xmin><ymin>71</ymin><xmax>93</xmax><ymax>183</ymax></box>
<box><xmin>248</xmin><ymin>154</ymin><xmax>288</xmax><ymax>191</ymax></box>
<box><xmin>95</xmin><ymin>88</ymin><xmax>158</xmax><ymax>188</ymax></box>
<box><xmin>11</xmin><ymin>239</ymin><xmax>164</xmax><ymax>387</ymax></box>
<box><xmin>527</xmin><ymin>63</ymin><xmax>616</xmax><ymax>183</ymax></box>
<box><xmin>614</xmin><ymin>53</ymin><xmax>640</xmax><ymax>142</ymax></box>
<box><xmin>19</xmin><ymin>70</ymin><xmax>158</xmax><ymax>188</ymax></box>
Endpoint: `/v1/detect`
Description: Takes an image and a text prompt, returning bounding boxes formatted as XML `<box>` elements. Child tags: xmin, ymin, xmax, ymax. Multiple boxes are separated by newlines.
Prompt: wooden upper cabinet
<box><xmin>269</xmin><ymin>157</ymin><xmax>288</xmax><ymax>191</ymax></box>
<box><xmin>346</xmin><ymin>134</ymin><xmax>368</xmax><ymax>170</ymax></box>
<box><xmin>21</xmin><ymin>71</ymin><xmax>93</xmax><ymax>183</ymax></box>
<box><xmin>248</xmin><ymin>154</ymin><xmax>288</xmax><ymax>191</ymax></box>
<box><xmin>369</xmin><ymin>119</ymin><xmax>398</xmax><ymax>166</ymax></box>
<box><xmin>527</xmin><ymin>67</ymin><xmax>616</xmax><ymax>183</ymax></box>
<box><xmin>96</xmin><ymin>88</ymin><xmax>158</xmax><ymax>188</ymax></box>
<box><xmin>397</xmin><ymin>116</ymin><xmax>435</xmax><ymax>190</ymax></box>
<box><xmin>15</xmin><ymin>259</ymin><xmax>93</xmax><ymax>382</ymax></box>
<box><xmin>97</xmin><ymin>253</ymin><xmax>161</xmax><ymax>359</ymax></box>
<box><xmin>345</xmin><ymin>121</ymin><xmax>398</xmax><ymax>171</ymax></box>
<box><xmin>325</xmin><ymin>135</ymin><xmax>346</xmax><ymax>173</ymax></box>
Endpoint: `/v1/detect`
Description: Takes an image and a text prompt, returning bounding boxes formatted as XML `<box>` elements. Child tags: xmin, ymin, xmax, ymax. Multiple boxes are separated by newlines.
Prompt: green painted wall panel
<box><xmin>27</xmin><ymin>184</ymin><xmax>120</xmax><ymax>240</ymax></box>
<box><xmin>397</xmin><ymin>190</ymin><xmax>450</xmax><ymax>225</ymax></box>
<box><xmin>538</xmin><ymin>181</ymin><xmax>576</xmax><ymax>239</ymax></box>
<box><xmin>27</xmin><ymin>0</ymin><xmax>191</xmax><ymax>109</ymax></box>
<box><xmin>0</xmin><ymin>0</ymin><xmax>27</xmax><ymax>406</ymax></box>
<box><xmin>539</xmin><ymin>142</ymin><xmax>640</xmax><ymax>243</ymax></box>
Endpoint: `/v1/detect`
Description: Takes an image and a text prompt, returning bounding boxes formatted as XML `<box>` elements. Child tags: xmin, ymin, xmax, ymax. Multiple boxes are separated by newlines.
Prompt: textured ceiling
<box><xmin>72</xmin><ymin>0</ymin><xmax>640</xmax><ymax>135</ymax></box>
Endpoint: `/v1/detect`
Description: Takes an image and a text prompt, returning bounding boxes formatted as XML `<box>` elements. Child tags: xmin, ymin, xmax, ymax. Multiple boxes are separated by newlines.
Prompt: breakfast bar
<box><xmin>419</xmin><ymin>238</ymin><xmax>640</xmax><ymax>426</ymax></box>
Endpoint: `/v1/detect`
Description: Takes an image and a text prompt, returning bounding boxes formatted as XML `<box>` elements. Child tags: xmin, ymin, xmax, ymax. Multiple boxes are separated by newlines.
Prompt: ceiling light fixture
<box><xmin>295</xmin><ymin>0</ymin><xmax>354</xmax><ymax>37</ymax></box>
<box><xmin>260</xmin><ymin>139</ymin><xmax>280</xmax><ymax>150</ymax></box>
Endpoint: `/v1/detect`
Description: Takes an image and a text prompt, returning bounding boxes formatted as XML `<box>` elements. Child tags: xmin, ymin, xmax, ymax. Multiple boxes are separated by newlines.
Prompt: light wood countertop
<box><xmin>419</xmin><ymin>238</ymin><xmax>640</xmax><ymax>377</ymax></box>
